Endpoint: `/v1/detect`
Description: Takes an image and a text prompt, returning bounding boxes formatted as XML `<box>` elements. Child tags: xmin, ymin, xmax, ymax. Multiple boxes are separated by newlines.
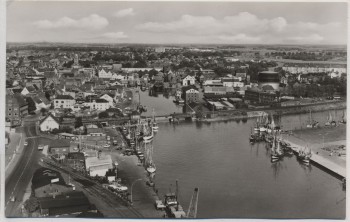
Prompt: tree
<box><xmin>44</xmin><ymin>91</ymin><xmax>51</xmax><ymax>101</ymax></box>
<box><xmin>26</xmin><ymin>97</ymin><xmax>36</xmax><ymax>112</ymax></box>
<box><xmin>24</xmin><ymin>197</ymin><xmax>39</xmax><ymax>213</ymax></box>
<box><xmin>40</xmin><ymin>108</ymin><xmax>47</xmax><ymax>116</ymax></box>
<box><xmin>98</xmin><ymin>111</ymin><xmax>109</xmax><ymax>119</ymax></box>
<box><xmin>75</xmin><ymin>117</ymin><xmax>83</xmax><ymax>128</ymax></box>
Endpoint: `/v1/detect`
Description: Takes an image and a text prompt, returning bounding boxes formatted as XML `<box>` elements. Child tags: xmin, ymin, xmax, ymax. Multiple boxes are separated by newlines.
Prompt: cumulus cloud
<box><xmin>100</xmin><ymin>32</ymin><xmax>128</xmax><ymax>39</ymax></box>
<box><xmin>287</xmin><ymin>34</ymin><xmax>324</xmax><ymax>43</ymax></box>
<box><xmin>136</xmin><ymin>12</ymin><xmax>345</xmax><ymax>44</ymax></box>
<box><xmin>114</xmin><ymin>8</ymin><xmax>135</xmax><ymax>17</ymax></box>
<box><xmin>218</xmin><ymin>34</ymin><xmax>261</xmax><ymax>44</ymax></box>
<box><xmin>33</xmin><ymin>14</ymin><xmax>108</xmax><ymax>30</ymax></box>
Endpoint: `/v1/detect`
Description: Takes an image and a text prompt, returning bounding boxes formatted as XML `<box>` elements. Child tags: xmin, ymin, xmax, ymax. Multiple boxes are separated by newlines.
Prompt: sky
<box><xmin>6</xmin><ymin>1</ymin><xmax>348</xmax><ymax>45</ymax></box>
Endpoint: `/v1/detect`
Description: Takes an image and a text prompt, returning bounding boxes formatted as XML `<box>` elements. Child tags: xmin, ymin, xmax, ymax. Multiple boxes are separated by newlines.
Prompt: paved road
<box><xmin>5</xmin><ymin>122</ymin><xmax>42</xmax><ymax>217</ymax></box>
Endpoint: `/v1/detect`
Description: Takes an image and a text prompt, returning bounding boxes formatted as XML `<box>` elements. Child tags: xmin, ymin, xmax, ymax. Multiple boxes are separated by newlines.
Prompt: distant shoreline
<box><xmin>151</xmin><ymin>101</ymin><xmax>346</xmax><ymax>123</ymax></box>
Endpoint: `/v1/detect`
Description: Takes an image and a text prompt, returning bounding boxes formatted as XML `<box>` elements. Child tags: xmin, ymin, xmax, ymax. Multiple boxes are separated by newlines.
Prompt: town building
<box><xmin>85</xmin><ymin>154</ymin><xmax>114</xmax><ymax>177</ymax></box>
<box><xmin>40</xmin><ymin>114</ymin><xmax>60</xmax><ymax>132</ymax></box>
<box><xmin>54</xmin><ymin>95</ymin><xmax>76</xmax><ymax>109</ymax></box>
<box><xmin>83</xmin><ymin>99</ymin><xmax>110</xmax><ymax>111</ymax></box>
<box><xmin>244</xmin><ymin>86</ymin><xmax>279</xmax><ymax>105</ymax></box>
<box><xmin>185</xmin><ymin>88</ymin><xmax>200</xmax><ymax>103</ymax></box>
<box><xmin>6</xmin><ymin>93</ymin><xmax>28</xmax><ymax>126</ymax></box>
<box><xmin>258</xmin><ymin>71</ymin><xmax>280</xmax><ymax>90</ymax></box>
<box><xmin>32</xmin><ymin>167</ymin><xmax>71</xmax><ymax>198</ymax></box>
<box><xmin>182</xmin><ymin>75</ymin><xmax>196</xmax><ymax>86</ymax></box>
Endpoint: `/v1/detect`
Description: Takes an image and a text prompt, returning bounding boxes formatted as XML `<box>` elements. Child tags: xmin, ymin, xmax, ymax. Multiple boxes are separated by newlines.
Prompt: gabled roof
<box><xmin>13</xmin><ymin>93</ymin><xmax>28</xmax><ymax>107</ymax></box>
<box><xmin>38</xmin><ymin>191</ymin><xmax>90</xmax><ymax>214</ymax></box>
<box><xmin>26</xmin><ymin>85</ymin><xmax>37</xmax><ymax>92</ymax></box>
<box><xmin>56</xmin><ymin>95</ymin><xmax>74</xmax><ymax>100</ymax></box>
<box><xmin>40</xmin><ymin>113</ymin><xmax>60</xmax><ymax>125</ymax></box>
<box><xmin>32</xmin><ymin>167</ymin><xmax>67</xmax><ymax>190</ymax></box>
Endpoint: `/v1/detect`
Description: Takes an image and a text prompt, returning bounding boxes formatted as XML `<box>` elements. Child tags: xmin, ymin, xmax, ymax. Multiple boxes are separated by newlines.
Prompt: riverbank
<box><xmin>153</xmin><ymin>100</ymin><xmax>346</xmax><ymax>124</ymax></box>
<box><xmin>282</xmin><ymin>125</ymin><xmax>346</xmax><ymax>179</ymax></box>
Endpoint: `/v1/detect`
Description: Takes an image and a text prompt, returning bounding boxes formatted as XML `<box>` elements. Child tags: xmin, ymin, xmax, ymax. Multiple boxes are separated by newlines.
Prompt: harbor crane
<box><xmin>186</xmin><ymin>188</ymin><xmax>199</xmax><ymax>218</ymax></box>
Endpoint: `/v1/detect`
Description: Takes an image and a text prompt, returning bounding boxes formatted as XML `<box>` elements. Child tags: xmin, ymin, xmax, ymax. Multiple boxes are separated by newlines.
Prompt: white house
<box><xmin>84</xmin><ymin>99</ymin><xmax>110</xmax><ymax>111</ymax></box>
<box><xmin>98</xmin><ymin>68</ymin><xmax>113</xmax><ymax>79</ymax></box>
<box><xmin>99</xmin><ymin>94</ymin><xmax>115</xmax><ymax>107</ymax></box>
<box><xmin>85</xmin><ymin>154</ymin><xmax>113</xmax><ymax>177</ymax></box>
<box><xmin>182</xmin><ymin>75</ymin><xmax>196</xmax><ymax>86</ymax></box>
<box><xmin>54</xmin><ymin>95</ymin><xmax>76</xmax><ymax>109</ymax></box>
<box><xmin>40</xmin><ymin>114</ymin><xmax>60</xmax><ymax>132</ymax></box>
<box><xmin>329</xmin><ymin>72</ymin><xmax>342</xmax><ymax>79</ymax></box>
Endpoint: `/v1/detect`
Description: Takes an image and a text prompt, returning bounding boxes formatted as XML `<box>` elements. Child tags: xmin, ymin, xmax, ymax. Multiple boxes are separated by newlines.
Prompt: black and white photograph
<box><xmin>3</xmin><ymin>0</ymin><xmax>348</xmax><ymax>219</ymax></box>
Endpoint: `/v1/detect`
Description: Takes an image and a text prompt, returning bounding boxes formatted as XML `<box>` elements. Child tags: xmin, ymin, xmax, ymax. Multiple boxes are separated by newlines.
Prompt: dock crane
<box><xmin>186</xmin><ymin>188</ymin><xmax>199</xmax><ymax>218</ymax></box>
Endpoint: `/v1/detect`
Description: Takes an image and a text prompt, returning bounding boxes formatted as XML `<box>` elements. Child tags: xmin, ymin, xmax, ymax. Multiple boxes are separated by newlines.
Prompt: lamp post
<box><xmin>130</xmin><ymin>178</ymin><xmax>142</xmax><ymax>204</ymax></box>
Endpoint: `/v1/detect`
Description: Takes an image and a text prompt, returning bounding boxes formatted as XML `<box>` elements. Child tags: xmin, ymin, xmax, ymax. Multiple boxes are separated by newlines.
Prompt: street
<box><xmin>5</xmin><ymin>120</ymin><xmax>42</xmax><ymax>217</ymax></box>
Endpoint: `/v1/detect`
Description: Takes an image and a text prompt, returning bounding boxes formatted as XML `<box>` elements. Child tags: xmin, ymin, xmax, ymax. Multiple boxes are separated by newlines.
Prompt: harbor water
<box><xmin>134</xmin><ymin>89</ymin><xmax>183</xmax><ymax>116</ymax></box>
<box><xmin>151</xmin><ymin>110</ymin><xmax>346</xmax><ymax>218</ymax></box>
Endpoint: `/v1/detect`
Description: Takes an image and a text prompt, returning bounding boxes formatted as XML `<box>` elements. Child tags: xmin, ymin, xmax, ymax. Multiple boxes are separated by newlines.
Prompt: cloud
<box><xmin>113</xmin><ymin>8</ymin><xmax>135</xmax><ymax>17</ymax></box>
<box><xmin>33</xmin><ymin>14</ymin><xmax>108</xmax><ymax>30</ymax></box>
<box><xmin>136</xmin><ymin>12</ymin><xmax>345</xmax><ymax>44</ymax></box>
<box><xmin>287</xmin><ymin>34</ymin><xmax>324</xmax><ymax>43</ymax></box>
<box><xmin>218</xmin><ymin>34</ymin><xmax>261</xmax><ymax>44</ymax></box>
<box><xmin>99</xmin><ymin>32</ymin><xmax>128</xmax><ymax>39</ymax></box>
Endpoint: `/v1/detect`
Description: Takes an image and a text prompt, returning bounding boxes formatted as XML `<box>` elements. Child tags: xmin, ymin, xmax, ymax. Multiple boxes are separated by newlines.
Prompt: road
<box><xmin>5</xmin><ymin>120</ymin><xmax>42</xmax><ymax>217</ymax></box>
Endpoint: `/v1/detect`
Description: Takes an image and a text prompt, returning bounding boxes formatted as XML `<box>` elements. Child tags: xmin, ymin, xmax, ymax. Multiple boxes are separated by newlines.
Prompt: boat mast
<box><xmin>176</xmin><ymin>180</ymin><xmax>179</xmax><ymax>209</ymax></box>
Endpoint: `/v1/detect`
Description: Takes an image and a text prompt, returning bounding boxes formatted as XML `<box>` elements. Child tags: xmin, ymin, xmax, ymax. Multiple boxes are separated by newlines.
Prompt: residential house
<box><xmin>182</xmin><ymin>75</ymin><xmax>196</xmax><ymax>86</ymax></box>
<box><xmin>235</xmin><ymin>72</ymin><xmax>247</xmax><ymax>81</ymax></box>
<box><xmin>98</xmin><ymin>68</ymin><xmax>113</xmax><ymax>79</ymax></box>
<box><xmin>40</xmin><ymin>114</ymin><xmax>60</xmax><ymax>132</ymax></box>
<box><xmin>185</xmin><ymin>88</ymin><xmax>200</xmax><ymax>103</ymax></box>
<box><xmin>6</xmin><ymin>93</ymin><xmax>28</xmax><ymax>126</ymax></box>
<box><xmin>21</xmin><ymin>86</ymin><xmax>37</xmax><ymax>96</ymax></box>
<box><xmin>54</xmin><ymin>95</ymin><xmax>76</xmax><ymax>109</ymax></box>
<box><xmin>49</xmin><ymin>139</ymin><xmax>71</xmax><ymax>155</ymax></box>
<box><xmin>84</xmin><ymin>99</ymin><xmax>110</xmax><ymax>111</ymax></box>
<box><xmin>99</xmin><ymin>94</ymin><xmax>115</xmax><ymax>107</ymax></box>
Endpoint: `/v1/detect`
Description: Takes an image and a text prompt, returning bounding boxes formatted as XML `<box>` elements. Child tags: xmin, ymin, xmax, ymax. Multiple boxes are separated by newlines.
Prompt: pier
<box><xmin>287</xmin><ymin>139</ymin><xmax>346</xmax><ymax>179</ymax></box>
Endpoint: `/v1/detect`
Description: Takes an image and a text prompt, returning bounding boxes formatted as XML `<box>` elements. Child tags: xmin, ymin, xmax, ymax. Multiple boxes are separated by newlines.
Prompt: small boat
<box><xmin>143</xmin><ymin>124</ymin><xmax>154</xmax><ymax>143</ymax></box>
<box><xmin>306</xmin><ymin>110</ymin><xmax>314</xmax><ymax>128</ymax></box>
<box><xmin>339</xmin><ymin>110</ymin><xmax>346</xmax><ymax>124</ymax></box>
<box><xmin>297</xmin><ymin>147</ymin><xmax>312</xmax><ymax>164</ymax></box>
<box><xmin>151</xmin><ymin>109</ymin><xmax>159</xmax><ymax>132</ymax></box>
<box><xmin>146</xmin><ymin>164</ymin><xmax>156</xmax><ymax>173</ymax></box>
<box><xmin>270</xmin><ymin>136</ymin><xmax>281</xmax><ymax>161</ymax></box>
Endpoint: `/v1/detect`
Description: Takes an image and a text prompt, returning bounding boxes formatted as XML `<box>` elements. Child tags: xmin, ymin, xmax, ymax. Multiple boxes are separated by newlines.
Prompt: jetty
<box><xmin>287</xmin><ymin>139</ymin><xmax>346</xmax><ymax>179</ymax></box>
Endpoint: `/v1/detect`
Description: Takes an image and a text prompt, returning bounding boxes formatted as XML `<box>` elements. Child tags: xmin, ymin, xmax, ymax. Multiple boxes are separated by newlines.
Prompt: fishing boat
<box><xmin>152</xmin><ymin>109</ymin><xmax>159</xmax><ymax>132</ymax></box>
<box><xmin>143</xmin><ymin>122</ymin><xmax>154</xmax><ymax>143</ymax></box>
<box><xmin>145</xmin><ymin>142</ymin><xmax>156</xmax><ymax>173</ymax></box>
<box><xmin>306</xmin><ymin>110</ymin><xmax>316</xmax><ymax>128</ymax></box>
<box><xmin>254</xmin><ymin>117</ymin><xmax>260</xmax><ymax>132</ymax></box>
<box><xmin>164</xmin><ymin>181</ymin><xmax>186</xmax><ymax>218</ymax></box>
<box><xmin>271</xmin><ymin>136</ymin><xmax>281</xmax><ymax>162</ymax></box>
<box><xmin>340</xmin><ymin>110</ymin><xmax>347</xmax><ymax>124</ymax></box>
<box><xmin>297</xmin><ymin>146</ymin><xmax>312</xmax><ymax>164</ymax></box>
<box><xmin>259</xmin><ymin>113</ymin><xmax>269</xmax><ymax>132</ymax></box>
<box><xmin>325</xmin><ymin>111</ymin><xmax>334</xmax><ymax>126</ymax></box>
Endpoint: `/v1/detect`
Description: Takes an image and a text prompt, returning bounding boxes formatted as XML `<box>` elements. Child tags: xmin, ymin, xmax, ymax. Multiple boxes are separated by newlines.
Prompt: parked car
<box><xmin>104</xmin><ymin>144</ymin><xmax>111</xmax><ymax>148</ymax></box>
<box><xmin>155</xmin><ymin>200</ymin><xmax>166</xmax><ymax>210</ymax></box>
<box><xmin>24</xmin><ymin>141</ymin><xmax>28</xmax><ymax>146</ymax></box>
